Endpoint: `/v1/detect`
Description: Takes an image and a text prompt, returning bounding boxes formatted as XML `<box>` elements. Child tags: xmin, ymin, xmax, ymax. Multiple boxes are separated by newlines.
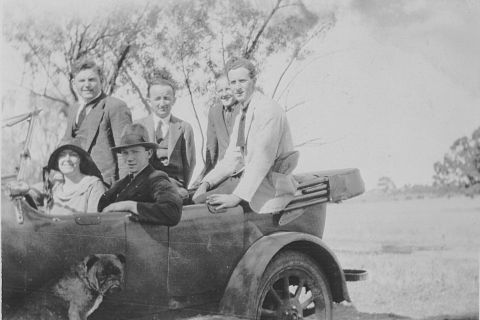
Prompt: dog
<box><xmin>6</xmin><ymin>253</ymin><xmax>126</xmax><ymax>320</ymax></box>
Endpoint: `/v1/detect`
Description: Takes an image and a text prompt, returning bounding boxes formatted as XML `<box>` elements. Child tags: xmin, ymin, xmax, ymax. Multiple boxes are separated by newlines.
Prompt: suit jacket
<box><xmin>136</xmin><ymin>115</ymin><xmax>196</xmax><ymax>188</ymax></box>
<box><xmin>60</xmin><ymin>93</ymin><xmax>132</xmax><ymax>185</ymax></box>
<box><xmin>97</xmin><ymin>165</ymin><xmax>182</xmax><ymax>226</ymax></box>
<box><xmin>203</xmin><ymin>91</ymin><xmax>298</xmax><ymax>214</ymax></box>
<box><xmin>197</xmin><ymin>102</ymin><xmax>240</xmax><ymax>181</ymax></box>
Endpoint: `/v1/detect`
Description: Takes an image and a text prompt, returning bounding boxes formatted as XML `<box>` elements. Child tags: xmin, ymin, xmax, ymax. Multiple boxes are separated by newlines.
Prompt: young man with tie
<box><xmin>193</xmin><ymin>57</ymin><xmax>298</xmax><ymax>214</ymax></box>
<box><xmin>193</xmin><ymin>75</ymin><xmax>239</xmax><ymax>185</ymax></box>
<box><xmin>135</xmin><ymin>77</ymin><xmax>196</xmax><ymax>191</ymax></box>
<box><xmin>60</xmin><ymin>59</ymin><xmax>132</xmax><ymax>186</ymax></box>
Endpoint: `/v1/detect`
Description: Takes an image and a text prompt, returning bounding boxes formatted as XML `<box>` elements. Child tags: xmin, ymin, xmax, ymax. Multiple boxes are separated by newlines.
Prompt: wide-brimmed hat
<box><xmin>111</xmin><ymin>123</ymin><xmax>158</xmax><ymax>152</ymax></box>
<box><xmin>47</xmin><ymin>144</ymin><xmax>103</xmax><ymax>180</ymax></box>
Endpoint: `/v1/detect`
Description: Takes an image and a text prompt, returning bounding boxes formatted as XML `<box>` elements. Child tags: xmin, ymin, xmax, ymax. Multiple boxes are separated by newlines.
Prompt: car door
<box><xmin>1</xmin><ymin>196</ymin><xmax>127</xmax><ymax>314</ymax></box>
<box><xmin>166</xmin><ymin>204</ymin><xmax>247</xmax><ymax>310</ymax></box>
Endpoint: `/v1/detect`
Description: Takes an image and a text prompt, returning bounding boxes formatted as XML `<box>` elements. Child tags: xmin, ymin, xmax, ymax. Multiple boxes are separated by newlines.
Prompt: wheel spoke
<box><xmin>269</xmin><ymin>287</ymin><xmax>283</xmax><ymax>305</ymax></box>
<box><xmin>300</xmin><ymin>294</ymin><xmax>314</xmax><ymax>309</ymax></box>
<box><xmin>294</xmin><ymin>279</ymin><xmax>305</xmax><ymax>299</ymax></box>
<box><xmin>282</xmin><ymin>276</ymin><xmax>290</xmax><ymax>298</ymax></box>
<box><xmin>261</xmin><ymin>308</ymin><xmax>277</xmax><ymax>317</ymax></box>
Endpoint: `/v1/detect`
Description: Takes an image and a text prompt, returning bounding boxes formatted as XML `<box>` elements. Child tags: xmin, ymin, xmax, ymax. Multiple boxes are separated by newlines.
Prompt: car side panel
<box><xmin>1</xmin><ymin>197</ymin><xmax>127</xmax><ymax>316</ymax></box>
<box><xmin>166</xmin><ymin>204</ymin><xmax>246</xmax><ymax>309</ymax></box>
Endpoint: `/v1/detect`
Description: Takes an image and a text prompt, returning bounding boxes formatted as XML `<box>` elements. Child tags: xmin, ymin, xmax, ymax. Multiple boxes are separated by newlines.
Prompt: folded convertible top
<box><xmin>293</xmin><ymin>168</ymin><xmax>365</xmax><ymax>203</ymax></box>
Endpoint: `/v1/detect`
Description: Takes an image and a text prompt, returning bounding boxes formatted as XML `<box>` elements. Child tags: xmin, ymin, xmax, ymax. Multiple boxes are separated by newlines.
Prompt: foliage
<box><xmin>433</xmin><ymin>126</ymin><xmax>480</xmax><ymax>196</ymax></box>
<box><xmin>377</xmin><ymin>176</ymin><xmax>397</xmax><ymax>193</ymax></box>
<box><xmin>3</xmin><ymin>0</ymin><xmax>336</xmax><ymax>178</ymax></box>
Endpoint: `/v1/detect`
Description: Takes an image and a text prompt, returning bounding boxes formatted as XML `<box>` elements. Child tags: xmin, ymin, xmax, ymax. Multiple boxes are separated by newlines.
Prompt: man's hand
<box><xmin>192</xmin><ymin>182</ymin><xmax>210</xmax><ymax>203</ymax></box>
<box><xmin>102</xmin><ymin>201</ymin><xmax>138</xmax><ymax>214</ymax></box>
<box><xmin>206</xmin><ymin>194</ymin><xmax>241</xmax><ymax>210</ymax></box>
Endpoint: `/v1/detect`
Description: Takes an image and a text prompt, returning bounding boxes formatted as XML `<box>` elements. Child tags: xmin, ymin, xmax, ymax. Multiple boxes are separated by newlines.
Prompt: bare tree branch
<box><xmin>285</xmin><ymin>100</ymin><xmax>305</xmax><ymax>112</ymax></box>
<box><xmin>180</xmin><ymin>51</ymin><xmax>205</xmax><ymax>164</ymax></box>
<box><xmin>244</xmin><ymin>0</ymin><xmax>284</xmax><ymax>58</ymax></box>
<box><xmin>294</xmin><ymin>137</ymin><xmax>325</xmax><ymax>148</ymax></box>
<box><xmin>24</xmin><ymin>36</ymin><xmax>68</xmax><ymax>100</ymax></box>
<box><xmin>21</xmin><ymin>85</ymin><xmax>69</xmax><ymax>107</ymax></box>
<box><xmin>122</xmin><ymin>68</ymin><xmax>150</xmax><ymax>114</ymax></box>
<box><xmin>272</xmin><ymin>45</ymin><xmax>299</xmax><ymax>99</ymax></box>
<box><xmin>107</xmin><ymin>45</ymin><xmax>131</xmax><ymax>95</ymax></box>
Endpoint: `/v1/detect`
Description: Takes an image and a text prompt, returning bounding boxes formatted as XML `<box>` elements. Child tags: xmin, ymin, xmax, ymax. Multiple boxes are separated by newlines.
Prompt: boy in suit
<box><xmin>135</xmin><ymin>78</ymin><xmax>195</xmax><ymax>190</ymax></box>
<box><xmin>98</xmin><ymin>124</ymin><xmax>183</xmax><ymax>226</ymax></box>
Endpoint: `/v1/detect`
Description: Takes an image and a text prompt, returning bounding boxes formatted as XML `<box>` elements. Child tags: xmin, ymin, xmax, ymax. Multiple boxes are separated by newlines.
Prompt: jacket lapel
<box><xmin>84</xmin><ymin>94</ymin><xmax>107</xmax><ymax>152</ymax></box>
<box><xmin>244</xmin><ymin>92</ymin><xmax>257</xmax><ymax>146</ymax></box>
<box><xmin>168</xmin><ymin>116</ymin><xmax>182</xmax><ymax>159</ymax></box>
<box><xmin>144</xmin><ymin>117</ymin><xmax>156</xmax><ymax>142</ymax></box>
<box><xmin>117</xmin><ymin>165</ymin><xmax>153</xmax><ymax>199</ymax></box>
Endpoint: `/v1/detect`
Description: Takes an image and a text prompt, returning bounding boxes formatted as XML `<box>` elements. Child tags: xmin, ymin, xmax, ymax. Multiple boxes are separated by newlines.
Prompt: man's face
<box><xmin>215</xmin><ymin>77</ymin><xmax>235</xmax><ymax>108</ymax></box>
<box><xmin>120</xmin><ymin>146</ymin><xmax>152</xmax><ymax>174</ymax></box>
<box><xmin>228</xmin><ymin>67</ymin><xmax>255</xmax><ymax>104</ymax></box>
<box><xmin>149</xmin><ymin>84</ymin><xmax>176</xmax><ymax>119</ymax></box>
<box><xmin>73</xmin><ymin>68</ymin><xmax>102</xmax><ymax>103</ymax></box>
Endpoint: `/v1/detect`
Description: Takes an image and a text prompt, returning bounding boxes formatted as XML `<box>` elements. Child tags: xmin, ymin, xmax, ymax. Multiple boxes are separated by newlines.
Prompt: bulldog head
<box><xmin>81</xmin><ymin>253</ymin><xmax>126</xmax><ymax>296</ymax></box>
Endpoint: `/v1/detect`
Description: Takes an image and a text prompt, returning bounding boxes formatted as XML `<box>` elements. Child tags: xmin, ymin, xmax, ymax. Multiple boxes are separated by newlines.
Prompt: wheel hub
<box><xmin>280</xmin><ymin>301</ymin><xmax>302</xmax><ymax>320</ymax></box>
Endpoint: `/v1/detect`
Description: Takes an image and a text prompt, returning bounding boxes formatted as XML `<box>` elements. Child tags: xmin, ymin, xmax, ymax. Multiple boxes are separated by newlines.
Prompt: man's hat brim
<box><xmin>111</xmin><ymin>142</ymin><xmax>158</xmax><ymax>152</ymax></box>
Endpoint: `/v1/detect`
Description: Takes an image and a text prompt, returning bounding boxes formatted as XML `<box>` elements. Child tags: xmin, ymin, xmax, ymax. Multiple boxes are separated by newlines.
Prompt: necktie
<box><xmin>155</xmin><ymin>122</ymin><xmax>163</xmax><ymax>142</ymax></box>
<box><xmin>236</xmin><ymin>106</ymin><xmax>248</xmax><ymax>148</ymax></box>
<box><xmin>76</xmin><ymin>105</ymin><xmax>87</xmax><ymax>127</ymax></box>
<box><xmin>224</xmin><ymin>106</ymin><xmax>233</xmax><ymax>127</ymax></box>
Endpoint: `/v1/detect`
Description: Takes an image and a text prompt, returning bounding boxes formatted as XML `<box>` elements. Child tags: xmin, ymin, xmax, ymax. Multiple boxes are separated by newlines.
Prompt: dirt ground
<box><xmin>184</xmin><ymin>303</ymin><xmax>479</xmax><ymax>320</ymax></box>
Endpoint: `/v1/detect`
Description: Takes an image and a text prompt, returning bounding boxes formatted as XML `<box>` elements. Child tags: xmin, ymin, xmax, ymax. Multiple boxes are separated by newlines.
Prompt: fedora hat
<box><xmin>111</xmin><ymin>123</ymin><xmax>158</xmax><ymax>152</ymax></box>
<box><xmin>48</xmin><ymin>143</ymin><xmax>103</xmax><ymax>180</ymax></box>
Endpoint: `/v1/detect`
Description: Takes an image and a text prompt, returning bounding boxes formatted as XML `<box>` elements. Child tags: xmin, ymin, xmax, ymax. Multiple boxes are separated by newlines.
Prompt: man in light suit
<box><xmin>193</xmin><ymin>57</ymin><xmax>298</xmax><ymax>214</ymax></box>
<box><xmin>193</xmin><ymin>75</ymin><xmax>239</xmax><ymax>184</ymax></box>
<box><xmin>60</xmin><ymin>59</ymin><xmax>132</xmax><ymax>186</ymax></box>
<box><xmin>135</xmin><ymin>78</ymin><xmax>196</xmax><ymax>189</ymax></box>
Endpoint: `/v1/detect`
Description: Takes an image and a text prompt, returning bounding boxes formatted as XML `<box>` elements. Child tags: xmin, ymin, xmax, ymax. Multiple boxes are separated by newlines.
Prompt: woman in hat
<box><xmin>26</xmin><ymin>144</ymin><xmax>107</xmax><ymax>215</ymax></box>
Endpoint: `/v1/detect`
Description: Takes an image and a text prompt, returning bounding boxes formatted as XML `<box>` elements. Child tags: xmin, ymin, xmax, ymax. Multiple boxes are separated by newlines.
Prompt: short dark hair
<box><xmin>147</xmin><ymin>78</ymin><xmax>177</xmax><ymax>97</ymax></box>
<box><xmin>72</xmin><ymin>59</ymin><xmax>103</xmax><ymax>79</ymax></box>
<box><xmin>225</xmin><ymin>57</ymin><xmax>256</xmax><ymax>79</ymax></box>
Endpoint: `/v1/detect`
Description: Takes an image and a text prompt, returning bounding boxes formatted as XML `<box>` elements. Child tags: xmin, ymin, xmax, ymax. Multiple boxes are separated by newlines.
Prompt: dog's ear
<box><xmin>116</xmin><ymin>253</ymin><xmax>126</xmax><ymax>265</ymax></box>
<box><xmin>85</xmin><ymin>255</ymin><xmax>100</xmax><ymax>272</ymax></box>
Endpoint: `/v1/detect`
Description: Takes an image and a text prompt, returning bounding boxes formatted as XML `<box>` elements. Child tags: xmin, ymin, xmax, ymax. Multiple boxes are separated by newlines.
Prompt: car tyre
<box><xmin>255</xmin><ymin>250</ymin><xmax>332</xmax><ymax>320</ymax></box>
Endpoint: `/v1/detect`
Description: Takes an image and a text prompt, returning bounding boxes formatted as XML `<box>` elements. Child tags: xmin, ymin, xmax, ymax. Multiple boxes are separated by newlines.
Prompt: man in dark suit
<box><xmin>98</xmin><ymin>124</ymin><xmax>182</xmax><ymax>226</ymax></box>
<box><xmin>60</xmin><ymin>59</ymin><xmax>132</xmax><ymax>186</ymax></box>
<box><xmin>193</xmin><ymin>75</ymin><xmax>239</xmax><ymax>184</ymax></box>
<box><xmin>135</xmin><ymin>78</ymin><xmax>195</xmax><ymax>189</ymax></box>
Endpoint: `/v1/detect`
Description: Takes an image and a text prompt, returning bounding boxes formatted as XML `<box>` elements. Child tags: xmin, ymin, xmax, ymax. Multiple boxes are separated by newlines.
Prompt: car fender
<box><xmin>219</xmin><ymin>231</ymin><xmax>349</xmax><ymax>318</ymax></box>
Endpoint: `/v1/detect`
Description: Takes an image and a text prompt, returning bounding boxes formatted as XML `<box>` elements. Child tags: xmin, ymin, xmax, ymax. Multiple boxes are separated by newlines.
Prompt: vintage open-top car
<box><xmin>2</xmin><ymin>111</ymin><xmax>366</xmax><ymax>320</ymax></box>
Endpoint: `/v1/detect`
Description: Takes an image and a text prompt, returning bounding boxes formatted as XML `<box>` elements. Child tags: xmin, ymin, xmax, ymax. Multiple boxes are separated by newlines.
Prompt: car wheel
<box><xmin>255</xmin><ymin>250</ymin><xmax>332</xmax><ymax>320</ymax></box>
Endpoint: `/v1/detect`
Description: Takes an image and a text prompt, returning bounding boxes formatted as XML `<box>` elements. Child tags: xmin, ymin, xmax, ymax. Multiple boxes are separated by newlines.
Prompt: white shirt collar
<box><xmin>152</xmin><ymin>113</ymin><xmax>171</xmax><ymax>129</ymax></box>
<box><xmin>78</xmin><ymin>91</ymin><xmax>103</xmax><ymax>107</ymax></box>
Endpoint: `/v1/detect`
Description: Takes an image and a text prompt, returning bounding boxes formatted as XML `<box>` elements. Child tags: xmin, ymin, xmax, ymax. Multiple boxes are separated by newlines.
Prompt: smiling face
<box><xmin>215</xmin><ymin>77</ymin><xmax>235</xmax><ymax>108</ymax></box>
<box><xmin>73</xmin><ymin>68</ymin><xmax>102</xmax><ymax>103</ymax></box>
<box><xmin>148</xmin><ymin>84</ymin><xmax>176</xmax><ymax>119</ymax></box>
<box><xmin>120</xmin><ymin>146</ymin><xmax>152</xmax><ymax>174</ymax></box>
<box><xmin>228</xmin><ymin>67</ymin><xmax>255</xmax><ymax>104</ymax></box>
<box><xmin>57</xmin><ymin>149</ymin><xmax>81</xmax><ymax>176</ymax></box>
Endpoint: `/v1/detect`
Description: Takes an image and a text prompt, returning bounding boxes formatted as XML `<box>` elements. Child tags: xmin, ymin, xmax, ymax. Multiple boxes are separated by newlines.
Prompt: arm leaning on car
<box><xmin>100</xmin><ymin>173</ymin><xmax>183</xmax><ymax>226</ymax></box>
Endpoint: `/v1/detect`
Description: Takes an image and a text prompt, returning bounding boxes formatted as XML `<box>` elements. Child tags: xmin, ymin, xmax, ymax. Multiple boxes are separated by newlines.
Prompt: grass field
<box><xmin>323</xmin><ymin>197</ymin><xmax>480</xmax><ymax>319</ymax></box>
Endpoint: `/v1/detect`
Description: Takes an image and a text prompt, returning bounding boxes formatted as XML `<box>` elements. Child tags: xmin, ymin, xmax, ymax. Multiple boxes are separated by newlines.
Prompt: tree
<box><xmin>3</xmin><ymin>0</ymin><xmax>336</xmax><ymax>178</ymax></box>
<box><xmin>377</xmin><ymin>176</ymin><xmax>397</xmax><ymax>194</ymax></box>
<box><xmin>433</xmin><ymin>126</ymin><xmax>480</xmax><ymax>196</ymax></box>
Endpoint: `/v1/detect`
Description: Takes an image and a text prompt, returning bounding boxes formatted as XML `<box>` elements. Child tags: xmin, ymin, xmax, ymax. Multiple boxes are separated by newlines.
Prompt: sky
<box><xmin>2</xmin><ymin>0</ymin><xmax>480</xmax><ymax>189</ymax></box>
